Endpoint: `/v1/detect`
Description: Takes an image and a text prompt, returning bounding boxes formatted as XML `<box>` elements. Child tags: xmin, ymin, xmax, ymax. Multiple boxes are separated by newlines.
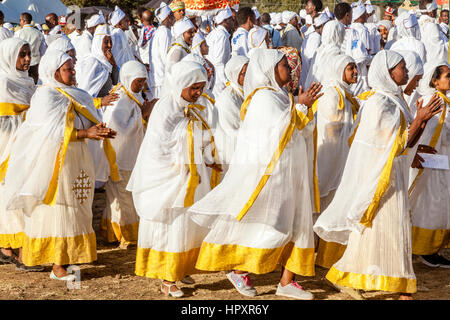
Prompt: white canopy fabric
<box><xmin>1</xmin><ymin>0</ymin><xmax>70</xmax><ymax>24</ymax></box>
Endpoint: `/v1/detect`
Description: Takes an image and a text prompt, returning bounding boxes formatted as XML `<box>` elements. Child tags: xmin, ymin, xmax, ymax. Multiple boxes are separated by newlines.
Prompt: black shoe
<box><xmin>0</xmin><ymin>251</ymin><xmax>17</xmax><ymax>264</ymax></box>
<box><xmin>420</xmin><ymin>254</ymin><xmax>441</xmax><ymax>268</ymax></box>
<box><xmin>435</xmin><ymin>254</ymin><xmax>450</xmax><ymax>269</ymax></box>
<box><xmin>14</xmin><ymin>261</ymin><xmax>45</xmax><ymax>272</ymax></box>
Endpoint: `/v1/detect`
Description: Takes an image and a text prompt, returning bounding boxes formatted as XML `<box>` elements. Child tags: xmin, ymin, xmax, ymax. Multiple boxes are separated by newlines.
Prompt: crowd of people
<box><xmin>0</xmin><ymin>0</ymin><xmax>448</xmax><ymax>300</ymax></box>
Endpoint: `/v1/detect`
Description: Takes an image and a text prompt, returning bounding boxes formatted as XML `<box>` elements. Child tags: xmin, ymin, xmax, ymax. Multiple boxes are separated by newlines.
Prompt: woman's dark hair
<box><xmin>430</xmin><ymin>65</ymin><xmax>446</xmax><ymax>88</ymax></box>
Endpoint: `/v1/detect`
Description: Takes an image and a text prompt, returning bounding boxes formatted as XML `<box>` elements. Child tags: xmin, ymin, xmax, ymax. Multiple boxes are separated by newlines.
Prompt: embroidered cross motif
<box><xmin>72</xmin><ymin>170</ymin><xmax>91</xmax><ymax>205</ymax></box>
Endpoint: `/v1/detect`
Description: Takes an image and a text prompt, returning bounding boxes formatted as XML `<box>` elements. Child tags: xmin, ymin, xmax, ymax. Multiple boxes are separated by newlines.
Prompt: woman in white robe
<box><xmin>165</xmin><ymin>17</ymin><xmax>196</xmax><ymax>72</ymax></box>
<box><xmin>76</xmin><ymin>25</ymin><xmax>118</xmax><ymax>99</ymax></box>
<box><xmin>388</xmin><ymin>12</ymin><xmax>426</xmax><ymax>65</ymax></box>
<box><xmin>303</xmin><ymin>20</ymin><xmax>345</xmax><ymax>88</ymax></box>
<box><xmin>314</xmin><ymin>55</ymin><xmax>360</xmax><ymax>269</ymax></box>
<box><xmin>127</xmin><ymin>61</ymin><xmax>221</xmax><ymax>298</ymax></box>
<box><xmin>394</xmin><ymin>50</ymin><xmax>424</xmax><ymax>110</ymax></box>
<box><xmin>3</xmin><ymin>49</ymin><xmax>117</xmax><ymax>280</ymax></box>
<box><xmin>188</xmin><ymin>49</ymin><xmax>323</xmax><ymax>300</ymax></box>
<box><xmin>313</xmin><ymin>50</ymin><xmax>443</xmax><ymax>299</ymax></box>
<box><xmin>214</xmin><ymin>56</ymin><xmax>249</xmax><ymax>167</ymax></box>
<box><xmin>409</xmin><ymin>62</ymin><xmax>450</xmax><ymax>267</ymax></box>
<box><xmin>421</xmin><ymin>22</ymin><xmax>449</xmax><ymax>64</ymax></box>
<box><xmin>0</xmin><ymin>39</ymin><xmax>36</xmax><ymax>269</ymax></box>
<box><xmin>101</xmin><ymin>61</ymin><xmax>149</xmax><ymax>248</ymax></box>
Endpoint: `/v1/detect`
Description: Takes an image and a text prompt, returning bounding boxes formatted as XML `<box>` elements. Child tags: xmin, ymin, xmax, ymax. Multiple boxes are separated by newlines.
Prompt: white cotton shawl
<box><xmin>304</xmin><ymin>20</ymin><xmax>345</xmax><ymax>87</ymax></box>
<box><xmin>188</xmin><ymin>48</ymin><xmax>314</xmax><ymax>233</ymax></box>
<box><xmin>102</xmin><ymin>61</ymin><xmax>147</xmax><ymax>171</ymax></box>
<box><xmin>393</xmin><ymin>50</ymin><xmax>424</xmax><ymax>93</ymax></box>
<box><xmin>126</xmin><ymin>61</ymin><xmax>209</xmax><ymax>222</ymax></box>
<box><xmin>316</xmin><ymin>55</ymin><xmax>355</xmax><ymax>197</ymax></box>
<box><xmin>166</xmin><ymin>35</ymin><xmax>191</xmax><ymax>74</ymax></box>
<box><xmin>0</xmin><ymin>27</ymin><xmax>13</xmax><ymax>41</ymax></box>
<box><xmin>215</xmin><ymin>56</ymin><xmax>249</xmax><ymax>164</ymax></box>
<box><xmin>4</xmin><ymin>49</ymin><xmax>100</xmax><ymax>214</ymax></box>
<box><xmin>76</xmin><ymin>25</ymin><xmax>112</xmax><ymax>97</ymax></box>
<box><xmin>314</xmin><ymin>50</ymin><xmax>413</xmax><ymax>244</ymax></box>
<box><xmin>421</xmin><ymin>22</ymin><xmax>449</xmax><ymax>63</ymax></box>
<box><xmin>0</xmin><ymin>38</ymin><xmax>36</xmax><ymax>165</ymax></box>
<box><xmin>47</xmin><ymin>36</ymin><xmax>75</xmax><ymax>53</ymax></box>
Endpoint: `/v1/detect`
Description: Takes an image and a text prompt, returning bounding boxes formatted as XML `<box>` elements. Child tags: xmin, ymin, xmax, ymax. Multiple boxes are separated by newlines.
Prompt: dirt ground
<box><xmin>0</xmin><ymin>191</ymin><xmax>448</xmax><ymax>300</ymax></box>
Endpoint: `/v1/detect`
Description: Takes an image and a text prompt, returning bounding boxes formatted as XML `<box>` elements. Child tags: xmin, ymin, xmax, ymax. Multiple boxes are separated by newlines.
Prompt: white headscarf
<box><xmin>282</xmin><ymin>11</ymin><xmax>297</xmax><ymax>24</ymax></box>
<box><xmin>0</xmin><ymin>38</ymin><xmax>35</xmax><ymax>104</ymax></box>
<box><xmin>38</xmin><ymin>49</ymin><xmax>72</xmax><ymax>88</ymax></box>
<box><xmin>352</xmin><ymin>3</ymin><xmax>366</xmax><ymax>22</ymax></box>
<box><xmin>87</xmin><ymin>12</ymin><xmax>106</xmax><ymax>28</ymax></box>
<box><xmin>191</xmin><ymin>31</ymin><xmax>206</xmax><ymax>56</ymax></box>
<box><xmin>162</xmin><ymin>60</ymin><xmax>207</xmax><ymax>103</ymax></box>
<box><xmin>418</xmin><ymin>61</ymin><xmax>449</xmax><ymax>96</ymax></box>
<box><xmin>91</xmin><ymin>24</ymin><xmax>113</xmax><ymax>72</ymax></box>
<box><xmin>214</xmin><ymin>6</ymin><xmax>233</xmax><ymax>25</ymax></box>
<box><xmin>378</xmin><ymin>20</ymin><xmax>393</xmax><ymax>31</ymax></box>
<box><xmin>156</xmin><ymin>3</ymin><xmax>172</xmax><ymax>23</ymax></box>
<box><xmin>225</xmin><ymin>55</ymin><xmax>249</xmax><ymax>90</ymax></box>
<box><xmin>314</xmin><ymin>13</ymin><xmax>330</xmax><ymax>27</ymax></box>
<box><xmin>426</xmin><ymin>0</ymin><xmax>438</xmax><ymax>12</ymax></box>
<box><xmin>120</xmin><ymin>60</ymin><xmax>148</xmax><ymax>96</ymax></box>
<box><xmin>393</xmin><ymin>50</ymin><xmax>424</xmax><ymax>90</ymax></box>
<box><xmin>47</xmin><ymin>36</ymin><xmax>75</xmax><ymax>53</ymax></box>
<box><xmin>326</xmin><ymin>54</ymin><xmax>355</xmax><ymax>90</ymax></box>
<box><xmin>110</xmin><ymin>6</ymin><xmax>126</xmax><ymax>27</ymax></box>
<box><xmin>368</xmin><ymin>50</ymin><xmax>403</xmax><ymax>95</ymax></box>
<box><xmin>173</xmin><ymin>17</ymin><xmax>195</xmax><ymax>39</ymax></box>
<box><xmin>396</xmin><ymin>12</ymin><xmax>421</xmax><ymax>40</ymax></box>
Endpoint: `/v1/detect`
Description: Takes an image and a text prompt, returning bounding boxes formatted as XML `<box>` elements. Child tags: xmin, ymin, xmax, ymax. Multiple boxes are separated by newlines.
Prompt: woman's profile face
<box><xmin>389</xmin><ymin>59</ymin><xmax>409</xmax><ymax>87</ymax></box>
<box><xmin>275</xmin><ymin>56</ymin><xmax>292</xmax><ymax>88</ymax></box>
<box><xmin>181</xmin><ymin>81</ymin><xmax>206</xmax><ymax>102</ymax></box>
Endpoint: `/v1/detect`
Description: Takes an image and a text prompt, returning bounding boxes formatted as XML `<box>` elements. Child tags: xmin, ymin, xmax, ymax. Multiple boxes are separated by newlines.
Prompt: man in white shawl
<box><xmin>3</xmin><ymin>49</ymin><xmax>117</xmax><ymax>281</ymax></box>
<box><xmin>214</xmin><ymin>56</ymin><xmax>249</xmax><ymax>167</ymax></box>
<box><xmin>300</xmin><ymin>13</ymin><xmax>329</xmax><ymax>87</ymax></box>
<box><xmin>420</xmin><ymin>20</ymin><xmax>449</xmax><ymax>64</ymax></box>
<box><xmin>409</xmin><ymin>61</ymin><xmax>450</xmax><ymax>268</ymax></box>
<box><xmin>314</xmin><ymin>55</ymin><xmax>360</xmax><ymax>269</ymax></box>
<box><xmin>0</xmin><ymin>38</ymin><xmax>39</xmax><ymax>271</ymax></box>
<box><xmin>387</xmin><ymin>12</ymin><xmax>426</xmax><ymax>65</ymax></box>
<box><xmin>149</xmin><ymin>3</ymin><xmax>174</xmax><ymax>99</ymax></box>
<box><xmin>101</xmin><ymin>61</ymin><xmax>152</xmax><ymax>249</ymax></box>
<box><xmin>313</xmin><ymin>50</ymin><xmax>443</xmax><ymax>300</ymax></box>
<box><xmin>281</xmin><ymin>11</ymin><xmax>303</xmax><ymax>53</ymax></box>
<box><xmin>206</xmin><ymin>7</ymin><xmax>233</xmax><ymax>97</ymax></box>
<box><xmin>165</xmin><ymin>17</ymin><xmax>196</xmax><ymax>72</ymax></box>
<box><xmin>127</xmin><ymin>61</ymin><xmax>222</xmax><ymax>298</ymax></box>
<box><xmin>231</xmin><ymin>7</ymin><xmax>256</xmax><ymax>57</ymax></box>
<box><xmin>109</xmin><ymin>6</ymin><xmax>135</xmax><ymax>69</ymax></box>
<box><xmin>345</xmin><ymin>2</ymin><xmax>371</xmax><ymax>95</ymax></box>
<box><xmin>74</xmin><ymin>12</ymin><xmax>105</xmax><ymax>62</ymax></box>
<box><xmin>188</xmin><ymin>49</ymin><xmax>323</xmax><ymax>300</ymax></box>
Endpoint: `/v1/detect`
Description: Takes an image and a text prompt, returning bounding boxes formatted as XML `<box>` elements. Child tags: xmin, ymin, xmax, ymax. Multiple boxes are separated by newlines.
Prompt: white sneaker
<box><xmin>275</xmin><ymin>281</ymin><xmax>314</xmax><ymax>300</ymax></box>
<box><xmin>50</xmin><ymin>270</ymin><xmax>77</xmax><ymax>282</ymax></box>
<box><xmin>226</xmin><ymin>271</ymin><xmax>258</xmax><ymax>297</ymax></box>
<box><xmin>161</xmin><ymin>282</ymin><xmax>184</xmax><ymax>298</ymax></box>
<box><xmin>181</xmin><ymin>275</ymin><xmax>195</xmax><ymax>284</ymax></box>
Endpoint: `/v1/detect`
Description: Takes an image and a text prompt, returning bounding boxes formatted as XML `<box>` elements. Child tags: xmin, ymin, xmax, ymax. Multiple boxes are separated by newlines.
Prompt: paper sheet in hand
<box><xmin>418</xmin><ymin>153</ymin><xmax>449</xmax><ymax>170</ymax></box>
